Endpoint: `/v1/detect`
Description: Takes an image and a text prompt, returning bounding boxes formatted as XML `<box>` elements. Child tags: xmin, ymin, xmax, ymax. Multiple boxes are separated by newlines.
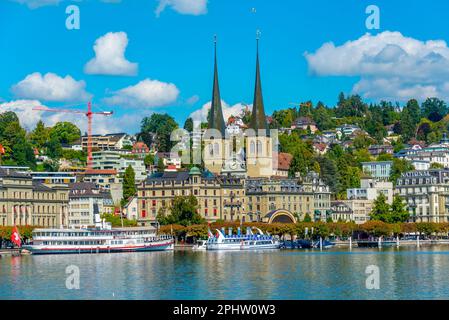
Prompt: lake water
<box><xmin>1</xmin><ymin>246</ymin><xmax>449</xmax><ymax>300</ymax></box>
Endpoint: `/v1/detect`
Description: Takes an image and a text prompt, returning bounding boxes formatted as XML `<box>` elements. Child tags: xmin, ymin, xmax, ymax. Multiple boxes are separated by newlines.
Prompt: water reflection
<box><xmin>2</xmin><ymin>247</ymin><xmax>449</xmax><ymax>299</ymax></box>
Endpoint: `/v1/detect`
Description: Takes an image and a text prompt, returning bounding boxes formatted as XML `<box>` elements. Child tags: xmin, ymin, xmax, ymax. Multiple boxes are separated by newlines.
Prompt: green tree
<box><xmin>390</xmin><ymin>195</ymin><xmax>409</xmax><ymax>223</ymax></box>
<box><xmin>303</xmin><ymin>213</ymin><xmax>312</xmax><ymax>222</ymax></box>
<box><xmin>12</xmin><ymin>136</ymin><xmax>36</xmax><ymax>168</ymax></box>
<box><xmin>102</xmin><ymin>213</ymin><xmax>137</xmax><ymax>227</ymax></box>
<box><xmin>183</xmin><ymin>117</ymin><xmax>194</xmax><ymax>132</ymax></box>
<box><xmin>312</xmin><ymin>102</ymin><xmax>334</xmax><ymax>131</ymax></box>
<box><xmin>0</xmin><ymin>113</ymin><xmax>36</xmax><ymax>168</ymax></box>
<box><xmin>122</xmin><ymin>165</ymin><xmax>136</xmax><ymax>205</ymax></box>
<box><xmin>45</xmin><ymin>137</ymin><xmax>63</xmax><ymax>159</ymax></box>
<box><xmin>421</xmin><ymin>98</ymin><xmax>448</xmax><ymax>122</ymax></box>
<box><xmin>315</xmin><ymin>156</ymin><xmax>339</xmax><ymax>193</ymax></box>
<box><xmin>405</xmin><ymin>99</ymin><xmax>421</xmax><ymax>125</ymax></box>
<box><xmin>390</xmin><ymin>158</ymin><xmax>414</xmax><ymax>184</ymax></box>
<box><xmin>29</xmin><ymin>120</ymin><xmax>50</xmax><ymax>148</ymax></box>
<box><xmin>157</xmin><ymin>195</ymin><xmax>205</xmax><ymax>226</ymax></box>
<box><xmin>157</xmin><ymin>157</ymin><xmax>165</xmax><ymax>172</ymax></box>
<box><xmin>370</xmin><ymin>193</ymin><xmax>391</xmax><ymax>222</ymax></box>
<box><xmin>430</xmin><ymin>162</ymin><xmax>444</xmax><ymax>169</ymax></box>
<box><xmin>144</xmin><ymin>153</ymin><xmax>155</xmax><ymax>167</ymax></box>
<box><xmin>49</xmin><ymin>122</ymin><xmax>81</xmax><ymax>144</ymax></box>
<box><xmin>141</xmin><ymin>113</ymin><xmax>178</xmax><ymax>152</ymax></box>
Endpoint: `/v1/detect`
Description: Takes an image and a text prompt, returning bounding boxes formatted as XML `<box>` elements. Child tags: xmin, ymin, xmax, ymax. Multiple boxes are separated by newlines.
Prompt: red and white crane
<box><xmin>33</xmin><ymin>102</ymin><xmax>113</xmax><ymax>169</ymax></box>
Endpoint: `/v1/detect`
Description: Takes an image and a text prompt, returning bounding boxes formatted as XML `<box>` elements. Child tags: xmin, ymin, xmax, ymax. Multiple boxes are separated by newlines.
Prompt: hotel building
<box><xmin>0</xmin><ymin>168</ymin><xmax>69</xmax><ymax>227</ymax></box>
<box><xmin>396</xmin><ymin>169</ymin><xmax>449</xmax><ymax>223</ymax></box>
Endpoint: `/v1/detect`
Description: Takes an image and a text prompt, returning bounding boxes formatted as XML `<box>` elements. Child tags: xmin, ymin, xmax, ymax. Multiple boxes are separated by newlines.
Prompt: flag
<box><xmin>11</xmin><ymin>226</ymin><xmax>21</xmax><ymax>248</ymax></box>
<box><xmin>208</xmin><ymin>229</ymin><xmax>214</xmax><ymax>238</ymax></box>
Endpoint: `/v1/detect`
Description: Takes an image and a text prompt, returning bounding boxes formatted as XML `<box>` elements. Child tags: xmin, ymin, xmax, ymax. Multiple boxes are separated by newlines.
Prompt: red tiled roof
<box><xmin>313</xmin><ymin>143</ymin><xmax>328</xmax><ymax>152</ymax></box>
<box><xmin>83</xmin><ymin>169</ymin><xmax>117</xmax><ymax>175</ymax></box>
<box><xmin>274</xmin><ymin>152</ymin><xmax>293</xmax><ymax>171</ymax></box>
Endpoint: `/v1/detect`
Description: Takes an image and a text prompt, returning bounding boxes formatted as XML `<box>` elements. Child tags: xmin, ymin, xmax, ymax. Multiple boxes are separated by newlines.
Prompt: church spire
<box><xmin>250</xmin><ymin>31</ymin><xmax>269</xmax><ymax>136</ymax></box>
<box><xmin>208</xmin><ymin>35</ymin><xmax>226</xmax><ymax>136</ymax></box>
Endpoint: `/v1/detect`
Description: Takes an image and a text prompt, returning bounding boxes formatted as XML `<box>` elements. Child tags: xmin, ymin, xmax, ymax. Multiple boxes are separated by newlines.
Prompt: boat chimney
<box><xmin>237</xmin><ymin>227</ymin><xmax>241</xmax><ymax>236</ymax></box>
<box><xmin>93</xmin><ymin>203</ymin><xmax>102</xmax><ymax>229</ymax></box>
<box><xmin>246</xmin><ymin>227</ymin><xmax>251</xmax><ymax>235</ymax></box>
<box><xmin>221</xmin><ymin>227</ymin><xmax>226</xmax><ymax>236</ymax></box>
<box><xmin>228</xmin><ymin>227</ymin><xmax>232</xmax><ymax>236</ymax></box>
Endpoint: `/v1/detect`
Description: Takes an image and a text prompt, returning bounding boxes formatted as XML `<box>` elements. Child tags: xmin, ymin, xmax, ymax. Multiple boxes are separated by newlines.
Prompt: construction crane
<box><xmin>33</xmin><ymin>102</ymin><xmax>113</xmax><ymax>169</ymax></box>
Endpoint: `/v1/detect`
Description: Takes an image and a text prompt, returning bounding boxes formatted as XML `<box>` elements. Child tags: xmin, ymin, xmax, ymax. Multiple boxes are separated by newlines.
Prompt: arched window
<box><xmin>250</xmin><ymin>141</ymin><xmax>255</xmax><ymax>155</ymax></box>
<box><xmin>257</xmin><ymin>140</ymin><xmax>262</xmax><ymax>155</ymax></box>
<box><xmin>209</xmin><ymin>144</ymin><xmax>214</xmax><ymax>156</ymax></box>
<box><xmin>214</xmin><ymin>143</ymin><xmax>219</xmax><ymax>156</ymax></box>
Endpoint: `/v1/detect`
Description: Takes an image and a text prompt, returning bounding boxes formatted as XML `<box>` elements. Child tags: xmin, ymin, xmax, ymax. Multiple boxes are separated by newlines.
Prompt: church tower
<box><xmin>203</xmin><ymin>37</ymin><xmax>228</xmax><ymax>175</ymax></box>
<box><xmin>246</xmin><ymin>35</ymin><xmax>273</xmax><ymax>178</ymax></box>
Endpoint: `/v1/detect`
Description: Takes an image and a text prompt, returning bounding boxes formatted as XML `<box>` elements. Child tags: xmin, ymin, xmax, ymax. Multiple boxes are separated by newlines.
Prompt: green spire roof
<box><xmin>208</xmin><ymin>37</ymin><xmax>226</xmax><ymax>136</ymax></box>
<box><xmin>189</xmin><ymin>166</ymin><xmax>201</xmax><ymax>175</ymax></box>
<box><xmin>250</xmin><ymin>37</ymin><xmax>269</xmax><ymax>136</ymax></box>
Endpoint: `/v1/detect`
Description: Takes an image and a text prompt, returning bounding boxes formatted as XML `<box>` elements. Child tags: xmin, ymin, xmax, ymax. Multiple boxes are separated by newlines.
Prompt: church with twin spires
<box><xmin>203</xmin><ymin>37</ymin><xmax>274</xmax><ymax>178</ymax></box>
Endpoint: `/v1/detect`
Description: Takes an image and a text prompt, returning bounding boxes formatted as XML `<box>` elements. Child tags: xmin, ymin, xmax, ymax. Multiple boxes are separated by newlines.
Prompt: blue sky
<box><xmin>1</xmin><ymin>0</ymin><xmax>449</xmax><ymax>134</ymax></box>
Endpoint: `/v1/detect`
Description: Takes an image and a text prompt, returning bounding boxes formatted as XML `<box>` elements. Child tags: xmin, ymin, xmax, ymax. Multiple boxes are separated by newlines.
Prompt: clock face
<box><xmin>230</xmin><ymin>161</ymin><xmax>238</xmax><ymax>169</ymax></box>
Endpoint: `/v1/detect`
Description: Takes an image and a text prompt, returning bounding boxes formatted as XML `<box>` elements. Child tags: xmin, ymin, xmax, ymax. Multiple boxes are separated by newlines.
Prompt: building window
<box><xmin>141</xmin><ymin>210</ymin><xmax>146</xmax><ymax>218</ymax></box>
<box><xmin>214</xmin><ymin>143</ymin><xmax>219</xmax><ymax>156</ymax></box>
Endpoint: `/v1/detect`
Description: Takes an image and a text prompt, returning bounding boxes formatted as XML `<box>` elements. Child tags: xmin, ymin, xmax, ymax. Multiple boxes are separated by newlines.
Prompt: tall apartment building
<box><xmin>361</xmin><ymin>161</ymin><xmax>393</xmax><ymax>182</ymax></box>
<box><xmin>341</xmin><ymin>199</ymin><xmax>373</xmax><ymax>224</ymax></box>
<box><xmin>301</xmin><ymin>172</ymin><xmax>332</xmax><ymax>221</ymax></box>
<box><xmin>396</xmin><ymin>169</ymin><xmax>449</xmax><ymax>223</ymax></box>
<box><xmin>92</xmin><ymin>151</ymin><xmax>147</xmax><ymax>182</ymax></box>
<box><xmin>246</xmin><ymin>178</ymin><xmax>312</xmax><ymax>221</ymax></box>
<box><xmin>68</xmin><ymin>182</ymin><xmax>109</xmax><ymax>227</ymax></box>
<box><xmin>80</xmin><ymin>169</ymin><xmax>123</xmax><ymax>205</ymax></box>
<box><xmin>80</xmin><ymin>133</ymin><xmax>132</xmax><ymax>151</ymax></box>
<box><xmin>0</xmin><ymin>168</ymin><xmax>69</xmax><ymax>227</ymax></box>
<box><xmin>136</xmin><ymin>167</ymin><xmax>246</xmax><ymax>226</ymax></box>
<box><xmin>245</xmin><ymin>172</ymin><xmax>331</xmax><ymax>222</ymax></box>
<box><xmin>347</xmin><ymin>177</ymin><xmax>394</xmax><ymax>204</ymax></box>
<box><xmin>396</xmin><ymin>144</ymin><xmax>449</xmax><ymax>169</ymax></box>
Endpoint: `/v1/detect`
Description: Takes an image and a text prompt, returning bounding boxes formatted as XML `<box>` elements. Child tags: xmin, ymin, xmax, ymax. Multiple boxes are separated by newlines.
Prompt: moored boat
<box><xmin>22</xmin><ymin>215</ymin><xmax>174</xmax><ymax>255</ymax></box>
<box><xmin>206</xmin><ymin>227</ymin><xmax>280</xmax><ymax>251</ymax></box>
<box><xmin>192</xmin><ymin>240</ymin><xmax>207</xmax><ymax>251</ymax></box>
<box><xmin>23</xmin><ymin>226</ymin><xmax>174</xmax><ymax>255</ymax></box>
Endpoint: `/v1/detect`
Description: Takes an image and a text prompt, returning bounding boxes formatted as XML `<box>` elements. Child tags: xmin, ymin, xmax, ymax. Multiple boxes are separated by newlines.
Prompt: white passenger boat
<box><xmin>206</xmin><ymin>227</ymin><xmax>280</xmax><ymax>251</ymax></box>
<box><xmin>192</xmin><ymin>240</ymin><xmax>207</xmax><ymax>251</ymax></box>
<box><xmin>22</xmin><ymin>218</ymin><xmax>174</xmax><ymax>255</ymax></box>
<box><xmin>240</xmin><ymin>227</ymin><xmax>280</xmax><ymax>250</ymax></box>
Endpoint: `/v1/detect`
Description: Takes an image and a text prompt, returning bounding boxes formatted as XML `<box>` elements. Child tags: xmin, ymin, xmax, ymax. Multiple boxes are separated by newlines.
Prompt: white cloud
<box><xmin>9</xmin><ymin>0</ymin><xmax>61</xmax><ymax>9</ymax></box>
<box><xmin>305</xmin><ymin>31</ymin><xmax>449</xmax><ymax>101</ymax></box>
<box><xmin>0</xmin><ymin>99</ymin><xmax>140</xmax><ymax>134</ymax></box>
<box><xmin>189</xmin><ymin>100</ymin><xmax>249</xmax><ymax>123</ymax></box>
<box><xmin>104</xmin><ymin>78</ymin><xmax>180</xmax><ymax>108</ymax></box>
<box><xmin>12</xmin><ymin>72</ymin><xmax>90</xmax><ymax>102</ymax></box>
<box><xmin>10</xmin><ymin>0</ymin><xmax>120</xmax><ymax>9</ymax></box>
<box><xmin>186</xmin><ymin>95</ymin><xmax>200</xmax><ymax>105</ymax></box>
<box><xmin>84</xmin><ymin>32</ymin><xmax>138</xmax><ymax>76</ymax></box>
<box><xmin>155</xmin><ymin>0</ymin><xmax>207</xmax><ymax>17</ymax></box>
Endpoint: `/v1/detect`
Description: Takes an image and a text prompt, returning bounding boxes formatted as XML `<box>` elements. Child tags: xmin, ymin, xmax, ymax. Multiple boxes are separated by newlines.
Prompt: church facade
<box><xmin>203</xmin><ymin>39</ymin><xmax>274</xmax><ymax>179</ymax></box>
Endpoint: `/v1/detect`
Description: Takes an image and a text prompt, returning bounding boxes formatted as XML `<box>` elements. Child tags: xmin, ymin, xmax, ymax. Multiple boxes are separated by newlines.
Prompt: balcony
<box><xmin>223</xmin><ymin>200</ymin><xmax>242</xmax><ymax>208</ymax></box>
